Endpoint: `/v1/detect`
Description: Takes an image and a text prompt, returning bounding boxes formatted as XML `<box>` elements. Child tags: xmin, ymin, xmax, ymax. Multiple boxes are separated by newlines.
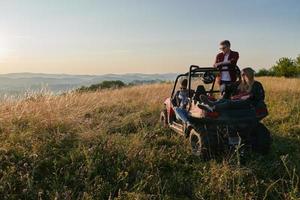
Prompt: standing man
<box><xmin>214</xmin><ymin>40</ymin><xmax>239</xmax><ymax>98</ymax></box>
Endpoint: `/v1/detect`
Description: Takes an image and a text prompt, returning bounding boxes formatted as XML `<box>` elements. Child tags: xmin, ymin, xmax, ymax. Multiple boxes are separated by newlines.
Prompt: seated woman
<box><xmin>172</xmin><ymin>78</ymin><xmax>192</xmax><ymax>136</ymax></box>
<box><xmin>198</xmin><ymin>67</ymin><xmax>266</xmax><ymax>112</ymax></box>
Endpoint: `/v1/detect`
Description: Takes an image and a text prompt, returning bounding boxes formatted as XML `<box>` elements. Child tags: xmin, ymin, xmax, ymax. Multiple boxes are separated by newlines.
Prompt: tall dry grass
<box><xmin>0</xmin><ymin>77</ymin><xmax>299</xmax><ymax>199</ymax></box>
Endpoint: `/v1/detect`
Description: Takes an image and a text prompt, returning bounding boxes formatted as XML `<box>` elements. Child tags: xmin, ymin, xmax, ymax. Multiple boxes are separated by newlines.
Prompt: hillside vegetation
<box><xmin>76</xmin><ymin>80</ymin><xmax>126</xmax><ymax>92</ymax></box>
<box><xmin>0</xmin><ymin>77</ymin><xmax>299</xmax><ymax>199</ymax></box>
<box><xmin>256</xmin><ymin>55</ymin><xmax>300</xmax><ymax>77</ymax></box>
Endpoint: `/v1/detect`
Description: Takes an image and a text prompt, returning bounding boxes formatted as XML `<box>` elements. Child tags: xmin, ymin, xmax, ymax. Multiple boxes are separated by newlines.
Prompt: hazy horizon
<box><xmin>0</xmin><ymin>72</ymin><xmax>178</xmax><ymax>97</ymax></box>
<box><xmin>0</xmin><ymin>0</ymin><xmax>299</xmax><ymax>75</ymax></box>
<box><xmin>0</xmin><ymin>71</ymin><xmax>178</xmax><ymax>76</ymax></box>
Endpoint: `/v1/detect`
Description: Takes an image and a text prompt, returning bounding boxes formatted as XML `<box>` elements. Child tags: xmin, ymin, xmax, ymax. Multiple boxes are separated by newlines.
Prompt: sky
<box><xmin>0</xmin><ymin>0</ymin><xmax>299</xmax><ymax>75</ymax></box>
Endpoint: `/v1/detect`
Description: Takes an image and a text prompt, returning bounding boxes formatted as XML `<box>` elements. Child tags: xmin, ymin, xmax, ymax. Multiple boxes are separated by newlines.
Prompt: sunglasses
<box><xmin>219</xmin><ymin>46</ymin><xmax>227</xmax><ymax>50</ymax></box>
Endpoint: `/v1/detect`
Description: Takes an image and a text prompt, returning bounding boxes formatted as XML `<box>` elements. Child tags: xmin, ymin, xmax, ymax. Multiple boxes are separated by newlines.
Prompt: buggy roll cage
<box><xmin>171</xmin><ymin>64</ymin><xmax>241</xmax><ymax>98</ymax></box>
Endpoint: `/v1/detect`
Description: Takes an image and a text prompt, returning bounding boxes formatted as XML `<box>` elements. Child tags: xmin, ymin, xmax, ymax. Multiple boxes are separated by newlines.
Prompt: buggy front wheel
<box><xmin>160</xmin><ymin>109</ymin><xmax>168</xmax><ymax>127</ymax></box>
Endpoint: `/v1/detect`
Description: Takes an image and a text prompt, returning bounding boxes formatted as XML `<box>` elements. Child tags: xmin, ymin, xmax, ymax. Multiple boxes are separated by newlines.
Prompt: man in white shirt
<box><xmin>214</xmin><ymin>40</ymin><xmax>240</xmax><ymax>98</ymax></box>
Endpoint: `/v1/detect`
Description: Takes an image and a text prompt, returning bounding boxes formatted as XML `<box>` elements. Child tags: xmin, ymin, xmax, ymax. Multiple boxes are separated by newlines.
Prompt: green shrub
<box><xmin>77</xmin><ymin>80</ymin><xmax>126</xmax><ymax>92</ymax></box>
<box><xmin>271</xmin><ymin>57</ymin><xmax>299</xmax><ymax>77</ymax></box>
<box><xmin>257</xmin><ymin>55</ymin><xmax>300</xmax><ymax>77</ymax></box>
<box><xmin>256</xmin><ymin>68</ymin><xmax>273</xmax><ymax>77</ymax></box>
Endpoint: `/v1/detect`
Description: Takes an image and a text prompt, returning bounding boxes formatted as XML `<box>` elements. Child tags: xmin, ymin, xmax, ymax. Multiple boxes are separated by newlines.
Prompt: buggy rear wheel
<box><xmin>160</xmin><ymin>109</ymin><xmax>168</xmax><ymax>127</ymax></box>
<box><xmin>251</xmin><ymin>123</ymin><xmax>272</xmax><ymax>154</ymax></box>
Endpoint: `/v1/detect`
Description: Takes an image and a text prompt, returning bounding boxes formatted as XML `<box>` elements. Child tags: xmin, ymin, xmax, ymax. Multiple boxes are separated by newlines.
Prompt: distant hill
<box><xmin>0</xmin><ymin>73</ymin><xmax>177</xmax><ymax>96</ymax></box>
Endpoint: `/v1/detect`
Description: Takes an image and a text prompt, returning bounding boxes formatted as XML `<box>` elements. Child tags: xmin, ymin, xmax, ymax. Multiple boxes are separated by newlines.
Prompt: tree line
<box><xmin>76</xmin><ymin>80</ymin><xmax>167</xmax><ymax>92</ymax></box>
<box><xmin>256</xmin><ymin>55</ymin><xmax>300</xmax><ymax>77</ymax></box>
<box><xmin>76</xmin><ymin>80</ymin><xmax>126</xmax><ymax>92</ymax></box>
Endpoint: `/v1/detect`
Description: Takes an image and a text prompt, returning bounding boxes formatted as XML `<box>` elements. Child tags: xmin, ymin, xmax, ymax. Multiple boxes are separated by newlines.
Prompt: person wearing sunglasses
<box><xmin>214</xmin><ymin>40</ymin><xmax>240</xmax><ymax>98</ymax></box>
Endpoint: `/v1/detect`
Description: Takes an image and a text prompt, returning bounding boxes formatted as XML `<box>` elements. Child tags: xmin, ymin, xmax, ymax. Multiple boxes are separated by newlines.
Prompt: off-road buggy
<box><xmin>160</xmin><ymin>65</ymin><xmax>271</xmax><ymax>158</ymax></box>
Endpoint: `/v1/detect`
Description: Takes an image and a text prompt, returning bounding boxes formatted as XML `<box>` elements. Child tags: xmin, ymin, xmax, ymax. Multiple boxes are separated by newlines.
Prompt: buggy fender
<box><xmin>164</xmin><ymin>97</ymin><xmax>175</xmax><ymax>119</ymax></box>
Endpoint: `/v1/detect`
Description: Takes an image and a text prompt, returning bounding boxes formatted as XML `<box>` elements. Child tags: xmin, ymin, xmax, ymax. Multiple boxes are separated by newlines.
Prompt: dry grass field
<box><xmin>0</xmin><ymin>77</ymin><xmax>299</xmax><ymax>199</ymax></box>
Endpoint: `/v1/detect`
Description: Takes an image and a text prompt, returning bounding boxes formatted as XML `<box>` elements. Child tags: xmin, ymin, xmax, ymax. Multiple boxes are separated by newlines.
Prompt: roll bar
<box><xmin>171</xmin><ymin>65</ymin><xmax>241</xmax><ymax>98</ymax></box>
